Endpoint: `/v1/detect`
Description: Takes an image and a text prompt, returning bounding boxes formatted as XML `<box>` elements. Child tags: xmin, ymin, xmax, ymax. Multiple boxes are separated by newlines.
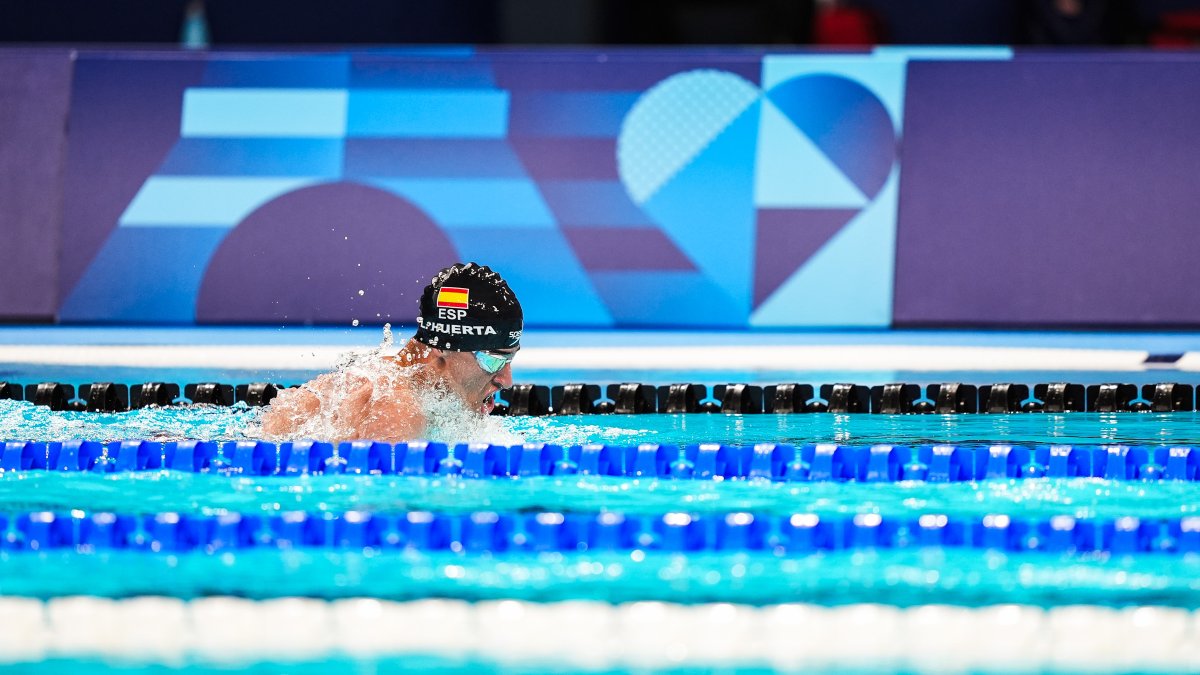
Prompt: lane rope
<box><xmin>0</xmin><ymin>596</ymin><xmax>1195</xmax><ymax>671</ymax></box>
<box><xmin>1</xmin><ymin>440</ymin><xmax>1196</xmax><ymax>481</ymax></box>
<box><xmin>1</xmin><ymin>509</ymin><xmax>1196</xmax><ymax>555</ymax></box>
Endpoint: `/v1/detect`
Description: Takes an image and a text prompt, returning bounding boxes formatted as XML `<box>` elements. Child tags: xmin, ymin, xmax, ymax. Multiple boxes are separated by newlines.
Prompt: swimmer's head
<box><xmin>412</xmin><ymin>262</ymin><xmax>523</xmax><ymax>352</ymax></box>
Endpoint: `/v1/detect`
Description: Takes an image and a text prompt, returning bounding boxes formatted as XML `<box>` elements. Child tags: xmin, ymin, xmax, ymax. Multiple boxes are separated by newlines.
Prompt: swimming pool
<box><xmin>4</xmin><ymin>328</ymin><xmax>1200</xmax><ymax>673</ymax></box>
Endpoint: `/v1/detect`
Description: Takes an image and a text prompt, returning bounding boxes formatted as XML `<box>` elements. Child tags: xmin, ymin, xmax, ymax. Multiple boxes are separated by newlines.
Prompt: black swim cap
<box><xmin>412</xmin><ymin>263</ymin><xmax>523</xmax><ymax>352</ymax></box>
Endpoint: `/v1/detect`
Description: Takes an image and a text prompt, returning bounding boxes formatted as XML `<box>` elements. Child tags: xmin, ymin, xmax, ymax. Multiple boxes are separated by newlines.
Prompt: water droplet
<box><xmin>351</xmin><ymin>319</ymin><xmax>359</xmax><ymax>327</ymax></box>
<box><xmin>357</xmin><ymin>290</ymin><xmax>364</xmax><ymax>296</ymax></box>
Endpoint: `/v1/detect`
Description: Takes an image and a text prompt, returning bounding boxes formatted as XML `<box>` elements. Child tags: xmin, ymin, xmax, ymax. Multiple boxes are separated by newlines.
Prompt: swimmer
<box><xmin>260</xmin><ymin>262</ymin><xmax>522</xmax><ymax>442</ymax></box>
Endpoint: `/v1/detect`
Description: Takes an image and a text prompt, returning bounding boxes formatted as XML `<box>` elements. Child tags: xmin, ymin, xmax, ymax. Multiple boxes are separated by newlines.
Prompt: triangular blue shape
<box><xmin>641</xmin><ymin>101</ymin><xmax>760</xmax><ymax>313</ymax></box>
<box><xmin>755</xmin><ymin>99</ymin><xmax>866</xmax><ymax>209</ymax></box>
<box><xmin>62</xmin><ymin>227</ymin><xmax>228</xmax><ymax>322</ymax></box>
<box><xmin>751</xmin><ymin>172</ymin><xmax>898</xmax><ymax>327</ymax></box>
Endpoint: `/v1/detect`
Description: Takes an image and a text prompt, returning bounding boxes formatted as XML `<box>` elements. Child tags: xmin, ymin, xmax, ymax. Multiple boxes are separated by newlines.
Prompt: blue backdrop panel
<box><xmin>45</xmin><ymin>47</ymin><xmax>1024</xmax><ymax>326</ymax></box>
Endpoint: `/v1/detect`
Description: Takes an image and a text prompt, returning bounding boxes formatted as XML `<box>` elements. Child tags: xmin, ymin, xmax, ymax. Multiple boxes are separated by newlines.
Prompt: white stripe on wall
<box><xmin>0</xmin><ymin>344</ymin><xmax>1150</xmax><ymax>372</ymax></box>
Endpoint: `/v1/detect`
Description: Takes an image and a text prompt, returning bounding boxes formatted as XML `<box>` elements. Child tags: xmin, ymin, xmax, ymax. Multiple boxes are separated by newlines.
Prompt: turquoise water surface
<box><xmin>1</xmin><ymin>399</ymin><xmax>1200</xmax><ymax>610</ymax></box>
<box><xmin>10</xmin><ymin>399</ymin><xmax>1200</xmax><ymax>447</ymax></box>
<box><xmin>4</xmin><ymin>393</ymin><xmax>1200</xmax><ymax>673</ymax></box>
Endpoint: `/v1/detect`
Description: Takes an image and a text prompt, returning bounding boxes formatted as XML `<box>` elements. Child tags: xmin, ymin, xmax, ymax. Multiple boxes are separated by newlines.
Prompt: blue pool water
<box><xmin>5</xmin><ymin>328</ymin><xmax>1200</xmax><ymax>672</ymax></box>
<box><xmin>11</xmin><ymin>398</ymin><xmax>1200</xmax><ymax>447</ymax></box>
<box><xmin>3</xmin><ymin>397</ymin><xmax>1200</xmax><ymax>611</ymax></box>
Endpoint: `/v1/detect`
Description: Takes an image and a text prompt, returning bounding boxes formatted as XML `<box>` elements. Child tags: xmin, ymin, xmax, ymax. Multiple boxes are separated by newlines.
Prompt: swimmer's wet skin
<box><xmin>260</xmin><ymin>262</ymin><xmax>523</xmax><ymax>442</ymax></box>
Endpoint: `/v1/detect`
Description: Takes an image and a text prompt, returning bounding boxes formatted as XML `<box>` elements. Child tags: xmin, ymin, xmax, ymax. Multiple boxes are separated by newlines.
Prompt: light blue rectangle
<box><xmin>346</xmin><ymin>89</ymin><xmax>509</xmax><ymax>138</ymax></box>
<box><xmin>369</xmin><ymin>178</ymin><xmax>554</xmax><ymax>227</ymax></box>
<box><xmin>872</xmin><ymin>46</ymin><xmax>1013</xmax><ymax>61</ymax></box>
<box><xmin>119</xmin><ymin>177</ymin><xmax>318</xmax><ymax>227</ymax></box>
<box><xmin>181</xmin><ymin>89</ymin><xmax>348</xmax><ymax>138</ymax></box>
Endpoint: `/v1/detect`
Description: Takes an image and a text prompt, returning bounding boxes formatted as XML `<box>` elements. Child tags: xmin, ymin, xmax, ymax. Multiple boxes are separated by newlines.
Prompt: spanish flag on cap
<box><xmin>436</xmin><ymin>286</ymin><xmax>469</xmax><ymax>309</ymax></box>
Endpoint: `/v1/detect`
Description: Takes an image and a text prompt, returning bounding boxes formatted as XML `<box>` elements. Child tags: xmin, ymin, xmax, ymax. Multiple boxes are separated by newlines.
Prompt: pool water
<box><xmin>2</xmin><ymin>398</ymin><xmax>1200</xmax><ymax>603</ymax></box>
<box><xmin>2</xmin><ymin>546</ymin><xmax>1198</xmax><ymax>607</ymax></box>
<box><xmin>10</xmin><ymin>398</ymin><xmax>1200</xmax><ymax>447</ymax></box>
<box><xmin>5</xmin><ymin>368</ymin><xmax>1200</xmax><ymax>672</ymax></box>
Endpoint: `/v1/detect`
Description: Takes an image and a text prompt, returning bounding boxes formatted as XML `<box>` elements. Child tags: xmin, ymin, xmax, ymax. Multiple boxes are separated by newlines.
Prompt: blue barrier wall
<box><xmin>2</xmin><ymin>47</ymin><xmax>1198</xmax><ymax>328</ymax></box>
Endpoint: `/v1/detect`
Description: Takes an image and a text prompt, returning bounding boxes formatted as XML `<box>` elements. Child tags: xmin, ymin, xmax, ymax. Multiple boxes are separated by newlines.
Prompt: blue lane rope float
<box><xmin>2</xmin><ymin>440</ymin><xmax>1199</xmax><ymax>481</ymax></box>
<box><xmin>2</xmin><ymin>509</ymin><xmax>1198</xmax><ymax>555</ymax></box>
<box><xmin>2</xmin><ymin>380</ymin><xmax>1198</xmax><ymax>414</ymax></box>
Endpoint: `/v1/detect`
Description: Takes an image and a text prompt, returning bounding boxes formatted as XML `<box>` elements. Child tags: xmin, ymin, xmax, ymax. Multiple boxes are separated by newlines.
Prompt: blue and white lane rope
<box><xmin>4</xmin><ymin>510</ymin><xmax>1200</xmax><ymax>555</ymax></box>
<box><xmin>2</xmin><ymin>440</ymin><xmax>1199</xmax><ymax>481</ymax></box>
<box><xmin>0</xmin><ymin>597</ymin><xmax>1198</xmax><ymax>672</ymax></box>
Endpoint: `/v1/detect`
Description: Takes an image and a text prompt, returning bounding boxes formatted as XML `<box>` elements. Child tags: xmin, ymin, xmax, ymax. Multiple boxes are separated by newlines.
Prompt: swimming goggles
<box><xmin>475</xmin><ymin>349</ymin><xmax>516</xmax><ymax>375</ymax></box>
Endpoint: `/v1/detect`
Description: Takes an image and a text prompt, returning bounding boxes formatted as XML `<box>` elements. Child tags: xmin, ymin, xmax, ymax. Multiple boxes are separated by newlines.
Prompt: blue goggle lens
<box><xmin>475</xmin><ymin>350</ymin><xmax>515</xmax><ymax>374</ymax></box>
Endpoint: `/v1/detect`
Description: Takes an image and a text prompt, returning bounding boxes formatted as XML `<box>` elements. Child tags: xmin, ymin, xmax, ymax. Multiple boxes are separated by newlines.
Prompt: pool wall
<box><xmin>2</xmin><ymin>47</ymin><xmax>1198</xmax><ymax>328</ymax></box>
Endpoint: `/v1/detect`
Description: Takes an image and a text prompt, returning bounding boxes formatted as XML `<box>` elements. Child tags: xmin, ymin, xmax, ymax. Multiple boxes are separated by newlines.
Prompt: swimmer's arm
<box><xmin>355</xmin><ymin>382</ymin><xmax>425</xmax><ymax>443</ymax></box>
<box><xmin>260</xmin><ymin>377</ymin><xmax>328</xmax><ymax>437</ymax></box>
<box><xmin>260</xmin><ymin>371</ymin><xmax>421</xmax><ymax>442</ymax></box>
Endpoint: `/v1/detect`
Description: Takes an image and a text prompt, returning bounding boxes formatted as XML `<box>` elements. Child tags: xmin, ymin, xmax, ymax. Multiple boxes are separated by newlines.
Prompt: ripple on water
<box><xmin>0</xmin><ymin>472</ymin><xmax>1197</xmax><ymax>520</ymax></box>
<box><xmin>10</xmin><ymin>400</ymin><xmax>1200</xmax><ymax>448</ymax></box>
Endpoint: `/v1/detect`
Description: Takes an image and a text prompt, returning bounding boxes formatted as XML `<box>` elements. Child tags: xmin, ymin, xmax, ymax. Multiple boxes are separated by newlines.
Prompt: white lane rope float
<box><xmin>0</xmin><ymin>343</ymin><xmax>1151</xmax><ymax>372</ymax></box>
<box><xmin>0</xmin><ymin>597</ymin><xmax>1197</xmax><ymax>672</ymax></box>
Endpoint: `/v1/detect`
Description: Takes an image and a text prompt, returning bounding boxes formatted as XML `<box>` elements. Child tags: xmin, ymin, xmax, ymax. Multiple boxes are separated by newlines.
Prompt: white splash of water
<box><xmin>255</xmin><ymin>327</ymin><xmax>522</xmax><ymax>445</ymax></box>
<box><xmin>0</xmin><ymin>399</ymin><xmax>256</xmax><ymax>443</ymax></box>
<box><xmin>414</xmin><ymin>383</ymin><xmax>522</xmax><ymax>446</ymax></box>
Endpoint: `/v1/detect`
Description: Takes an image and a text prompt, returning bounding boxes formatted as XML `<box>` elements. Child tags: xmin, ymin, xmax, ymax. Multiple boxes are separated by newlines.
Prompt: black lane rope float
<box><xmin>1</xmin><ymin>381</ymin><xmax>1197</xmax><ymax>415</ymax></box>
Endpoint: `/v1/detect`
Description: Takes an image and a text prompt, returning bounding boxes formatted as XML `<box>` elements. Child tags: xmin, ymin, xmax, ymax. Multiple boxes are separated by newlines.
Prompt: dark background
<box><xmin>2</xmin><ymin>0</ymin><xmax>1200</xmax><ymax>47</ymax></box>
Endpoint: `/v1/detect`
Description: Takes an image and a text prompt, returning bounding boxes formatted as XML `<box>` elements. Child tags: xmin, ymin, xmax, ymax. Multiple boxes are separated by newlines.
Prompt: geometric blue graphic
<box><xmin>158</xmin><ymin>139</ymin><xmax>345</xmax><ymax>178</ymax></box>
<box><xmin>749</xmin><ymin>56</ymin><xmax>906</xmax><ymax>325</ymax></box>
<box><xmin>510</xmin><ymin>92</ymin><xmax>642</xmax><ymax>137</ymax></box>
<box><xmin>59</xmin><ymin>48</ymin><xmax>1010</xmax><ymax>326</ymax></box>
<box><xmin>640</xmin><ymin>102</ymin><xmax>760</xmax><ymax>317</ymax></box>
<box><xmin>748</xmin><ymin>73</ymin><xmax>898</xmax><ymax>311</ymax></box>
<box><xmin>367</xmin><ymin>178</ymin><xmax>556</xmax><ymax>228</ymax></box>
<box><xmin>618</xmin><ymin>70</ymin><xmax>760</xmax><ymax>205</ymax></box>
<box><xmin>61</xmin><ymin>227</ymin><xmax>229</xmax><ymax>322</ymax></box>
<box><xmin>182</xmin><ymin>89</ymin><xmax>349</xmax><ymax>138</ymax></box>
<box><xmin>119</xmin><ymin>177</ymin><xmax>318</xmax><ymax>227</ymax></box>
<box><xmin>754</xmin><ymin>99</ymin><xmax>867</xmax><ymax>209</ymax></box>
<box><xmin>444</xmin><ymin>228</ymin><xmax>614</xmax><ymax>326</ymax></box>
<box><xmin>346</xmin><ymin>90</ymin><xmax>509</xmax><ymax>138</ymax></box>
<box><xmin>747</xmin><ymin>49</ymin><xmax>1009</xmax><ymax>326</ymax></box>
<box><xmin>767</xmin><ymin>74</ymin><xmax>896</xmax><ymax>199</ymax></box>
<box><xmin>539</xmin><ymin>180</ymin><xmax>657</xmax><ymax>228</ymax></box>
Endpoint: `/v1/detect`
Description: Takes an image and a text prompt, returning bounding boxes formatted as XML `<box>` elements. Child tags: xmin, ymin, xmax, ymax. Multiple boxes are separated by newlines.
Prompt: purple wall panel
<box><xmin>0</xmin><ymin>50</ymin><xmax>72</xmax><ymax>320</ymax></box>
<box><xmin>57</xmin><ymin>53</ymin><xmax>207</xmax><ymax>305</ymax></box>
<box><xmin>895</xmin><ymin>57</ymin><xmax>1200</xmax><ymax>327</ymax></box>
<box><xmin>7</xmin><ymin>49</ymin><xmax>1200</xmax><ymax>327</ymax></box>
